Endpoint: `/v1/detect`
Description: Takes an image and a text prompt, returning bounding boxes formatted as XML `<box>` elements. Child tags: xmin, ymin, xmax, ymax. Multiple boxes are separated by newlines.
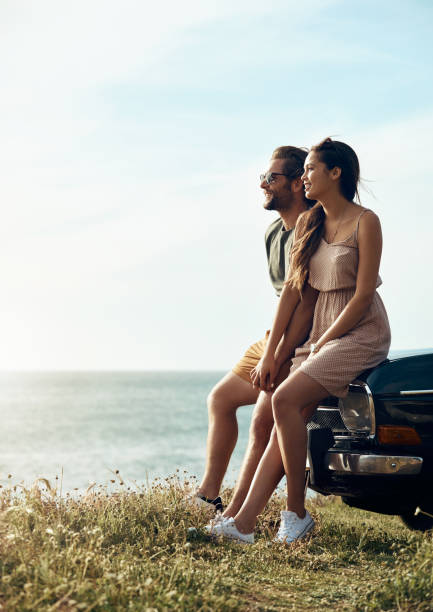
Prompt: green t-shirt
<box><xmin>265</xmin><ymin>217</ymin><xmax>294</xmax><ymax>297</ymax></box>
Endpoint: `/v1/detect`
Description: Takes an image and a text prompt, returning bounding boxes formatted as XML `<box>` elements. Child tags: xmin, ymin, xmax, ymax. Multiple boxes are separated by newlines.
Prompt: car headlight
<box><xmin>338</xmin><ymin>381</ymin><xmax>375</xmax><ymax>435</ymax></box>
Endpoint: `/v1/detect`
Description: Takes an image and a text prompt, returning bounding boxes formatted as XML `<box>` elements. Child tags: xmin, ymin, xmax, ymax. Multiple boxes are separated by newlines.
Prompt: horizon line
<box><xmin>1</xmin><ymin>348</ymin><xmax>432</xmax><ymax>374</ymax></box>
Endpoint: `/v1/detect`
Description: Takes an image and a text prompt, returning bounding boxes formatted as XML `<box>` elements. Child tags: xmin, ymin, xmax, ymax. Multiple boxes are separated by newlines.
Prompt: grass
<box><xmin>0</xmin><ymin>473</ymin><xmax>432</xmax><ymax>611</ymax></box>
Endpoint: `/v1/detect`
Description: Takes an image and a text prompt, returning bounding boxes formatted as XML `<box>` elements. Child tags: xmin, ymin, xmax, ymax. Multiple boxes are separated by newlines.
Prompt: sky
<box><xmin>1</xmin><ymin>0</ymin><xmax>432</xmax><ymax>370</ymax></box>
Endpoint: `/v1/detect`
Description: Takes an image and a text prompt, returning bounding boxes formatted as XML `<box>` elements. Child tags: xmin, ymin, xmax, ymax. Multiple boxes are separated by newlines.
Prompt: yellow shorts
<box><xmin>232</xmin><ymin>332</ymin><xmax>292</xmax><ymax>386</ymax></box>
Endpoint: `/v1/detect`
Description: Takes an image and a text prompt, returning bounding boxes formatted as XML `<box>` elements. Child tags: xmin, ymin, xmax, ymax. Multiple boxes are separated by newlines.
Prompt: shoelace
<box><xmin>214</xmin><ymin>513</ymin><xmax>226</xmax><ymax>523</ymax></box>
<box><xmin>276</xmin><ymin>516</ymin><xmax>298</xmax><ymax>536</ymax></box>
<box><xmin>208</xmin><ymin>513</ymin><xmax>228</xmax><ymax>529</ymax></box>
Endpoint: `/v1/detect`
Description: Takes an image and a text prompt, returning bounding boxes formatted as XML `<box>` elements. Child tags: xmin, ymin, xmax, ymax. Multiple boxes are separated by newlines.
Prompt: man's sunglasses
<box><xmin>259</xmin><ymin>172</ymin><xmax>295</xmax><ymax>185</ymax></box>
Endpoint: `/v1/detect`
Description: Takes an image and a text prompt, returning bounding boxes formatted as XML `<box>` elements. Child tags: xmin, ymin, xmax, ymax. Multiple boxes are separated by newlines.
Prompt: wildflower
<box><xmin>46</xmin><ymin>528</ymin><xmax>54</xmax><ymax>535</ymax></box>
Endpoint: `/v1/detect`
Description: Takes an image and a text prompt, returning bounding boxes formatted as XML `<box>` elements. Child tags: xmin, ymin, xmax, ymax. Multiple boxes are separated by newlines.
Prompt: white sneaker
<box><xmin>204</xmin><ymin>513</ymin><xmax>229</xmax><ymax>534</ymax></box>
<box><xmin>211</xmin><ymin>517</ymin><xmax>254</xmax><ymax>544</ymax></box>
<box><xmin>274</xmin><ymin>510</ymin><xmax>315</xmax><ymax>544</ymax></box>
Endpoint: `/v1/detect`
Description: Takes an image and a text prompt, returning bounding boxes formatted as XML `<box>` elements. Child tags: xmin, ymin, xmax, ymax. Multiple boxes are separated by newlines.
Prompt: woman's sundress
<box><xmin>290</xmin><ymin>209</ymin><xmax>391</xmax><ymax>397</ymax></box>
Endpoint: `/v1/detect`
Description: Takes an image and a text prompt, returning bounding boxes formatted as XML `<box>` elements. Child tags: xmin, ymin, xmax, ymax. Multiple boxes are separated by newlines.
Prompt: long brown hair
<box><xmin>286</xmin><ymin>138</ymin><xmax>360</xmax><ymax>293</ymax></box>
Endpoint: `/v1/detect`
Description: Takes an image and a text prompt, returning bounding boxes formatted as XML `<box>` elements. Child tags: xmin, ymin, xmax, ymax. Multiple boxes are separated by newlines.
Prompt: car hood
<box><xmin>358</xmin><ymin>353</ymin><xmax>433</xmax><ymax>395</ymax></box>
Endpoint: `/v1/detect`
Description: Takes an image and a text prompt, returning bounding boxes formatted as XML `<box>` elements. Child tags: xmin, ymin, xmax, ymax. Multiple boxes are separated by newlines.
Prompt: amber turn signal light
<box><xmin>377</xmin><ymin>425</ymin><xmax>422</xmax><ymax>445</ymax></box>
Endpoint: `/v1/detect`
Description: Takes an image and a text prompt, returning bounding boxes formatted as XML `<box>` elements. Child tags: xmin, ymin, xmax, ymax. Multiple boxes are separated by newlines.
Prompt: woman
<box><xmin>210</xmin><ymin>138</ymin><xmax>391</xmax><ymax>544</ymax></box>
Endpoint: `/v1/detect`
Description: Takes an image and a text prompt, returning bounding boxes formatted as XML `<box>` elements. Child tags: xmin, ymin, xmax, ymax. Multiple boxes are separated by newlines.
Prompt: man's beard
<box><xmin>263</xmin><ymin>191</ymin><xmax>293</xmax><ymax>211</ymax></box>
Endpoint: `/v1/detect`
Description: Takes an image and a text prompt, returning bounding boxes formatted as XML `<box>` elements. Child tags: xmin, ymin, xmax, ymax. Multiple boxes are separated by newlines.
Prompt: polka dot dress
<box><xmin>290</xmin><ymin>209</ymin><xmax>391</xmax><ymax>397</ymax></box>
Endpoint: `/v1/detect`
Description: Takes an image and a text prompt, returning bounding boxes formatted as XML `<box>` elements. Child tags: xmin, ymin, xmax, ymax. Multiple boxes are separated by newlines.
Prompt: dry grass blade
<box><xmin>0</xmin><ymin>477</ymin><xmax>431</xmax><ymax>611</ymax></box>
<box><xmin>32</xmin><ymin>477</ymin><xmax>56</xmax><ymax>498</ymax></box>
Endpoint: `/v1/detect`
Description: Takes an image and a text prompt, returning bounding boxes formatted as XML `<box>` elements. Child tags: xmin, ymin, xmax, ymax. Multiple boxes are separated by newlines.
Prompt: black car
<box><xmin>307</xmin><ymin>351</ymin><xmax>433</xmax><ymax>531</ymax></box>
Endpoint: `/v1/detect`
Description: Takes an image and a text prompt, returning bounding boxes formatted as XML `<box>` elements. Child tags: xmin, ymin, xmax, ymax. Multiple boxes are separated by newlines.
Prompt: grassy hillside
<box><xmin>0</xmin><ymin>474</ymin><xmax>432</xmax><ymax>611</ymax></box>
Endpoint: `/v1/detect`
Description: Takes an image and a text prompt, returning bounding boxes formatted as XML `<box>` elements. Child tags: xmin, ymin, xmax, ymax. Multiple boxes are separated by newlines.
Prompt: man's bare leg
<box><xmin>233</xmin><ymin>427</ymin><xmax>285</xmax><ymax>533</ymax></box>
<box><xmin>198</xmin><ymin>372</ymin><xmax>259</xmax><ymax>500</ymax></box>
<box><xmin>223</xmin><ymin>390</ymin><xmax>274</xmax><ymax>517</ymax></box>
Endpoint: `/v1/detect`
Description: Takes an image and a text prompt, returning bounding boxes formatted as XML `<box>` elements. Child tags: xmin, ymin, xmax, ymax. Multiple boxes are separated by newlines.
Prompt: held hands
<box><xmin>251</xmin><ymin>340</ymin><xmax>325</xmax><ymax>392</ymax></box>
<box><xmin>250</xmin><ymin>354</ymin><xmax>277</xmax><ymax>392</ymax></box>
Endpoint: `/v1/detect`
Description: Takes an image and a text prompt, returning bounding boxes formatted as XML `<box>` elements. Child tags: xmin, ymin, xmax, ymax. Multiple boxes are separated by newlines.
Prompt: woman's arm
<box><xmin>250</xmin><ymin>282</ymin><xmax>301</xmax><ymax>390</ymax></box>
<box><xmin>274</xmin><ymin>283</ymin><xmax>318</xmax><ymax>369</ymax></box>
<box><xmin>260</xmin><ymin>216</ymin><xmax>308</xmax><ymax>362</ymax></box>
<box><xmin>265</xmin><ymin>283</ymin><xmax>302</xmax><ymax>358</ymax></box>
<box><xmin>313</xmin><ymin>211</ymin><xmax>382</xmax><ymax>351</ymax></box>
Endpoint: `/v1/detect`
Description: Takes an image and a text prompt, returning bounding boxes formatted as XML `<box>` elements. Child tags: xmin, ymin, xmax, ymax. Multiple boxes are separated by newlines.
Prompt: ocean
<box><xmin>0</xmin><ymin>371</ymin><xmax>250</xmax><ymax>493</ymax></box>
<box><xmin>1</xmin><ymin>349</ymin><xmax>430</xmax><ymax>493</ymax></box>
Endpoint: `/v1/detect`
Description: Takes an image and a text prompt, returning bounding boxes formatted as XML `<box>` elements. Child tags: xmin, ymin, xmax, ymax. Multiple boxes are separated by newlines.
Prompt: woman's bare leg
<box><xmin>231</xmin><ymin>371</ymin><xmax>328</xmax><ymax>533</ymax></box>
<box><xmin>231</xmin><ymin>399</ymin><xmax>317</xmax><ymax>533</ymax></box>
<box><xmin>272</xmin><ymin>370</ymin><xmax>328</xmax><ymax>518</ymax></box>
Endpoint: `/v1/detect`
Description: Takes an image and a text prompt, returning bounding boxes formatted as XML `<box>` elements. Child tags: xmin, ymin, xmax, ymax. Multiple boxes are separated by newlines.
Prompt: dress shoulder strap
<box><xmin>355</xmin><ymin>208</ymin><xmax>372</xmax><ymax>241</ymax></box>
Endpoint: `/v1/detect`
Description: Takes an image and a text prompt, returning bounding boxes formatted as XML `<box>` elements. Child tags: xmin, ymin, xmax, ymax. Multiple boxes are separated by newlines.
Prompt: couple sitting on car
<box><xmin>194</xmin><ymin>139</ymin><xmax>391</xmax><ymax>544</ymax></box>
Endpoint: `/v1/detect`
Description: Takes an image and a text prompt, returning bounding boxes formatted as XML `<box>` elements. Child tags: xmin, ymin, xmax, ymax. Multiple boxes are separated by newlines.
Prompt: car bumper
<box><xmin>325</xmin><ymin>452</ymin><xmax>423</xmax><ymax>475</ymax></box>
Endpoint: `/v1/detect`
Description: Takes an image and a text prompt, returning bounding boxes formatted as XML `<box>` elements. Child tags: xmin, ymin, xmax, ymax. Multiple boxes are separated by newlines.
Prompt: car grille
<box><xmin>307</xmin><ymin>398</ymin><xmax>350</xmax><ymax>436</ymax></box>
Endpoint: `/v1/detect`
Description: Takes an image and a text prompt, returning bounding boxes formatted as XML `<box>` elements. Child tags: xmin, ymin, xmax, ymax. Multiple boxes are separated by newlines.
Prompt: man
<box><xmin>195</xmin><ymin>146</ymin><xmax>317</xmax><ymax>516</ymax></box>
